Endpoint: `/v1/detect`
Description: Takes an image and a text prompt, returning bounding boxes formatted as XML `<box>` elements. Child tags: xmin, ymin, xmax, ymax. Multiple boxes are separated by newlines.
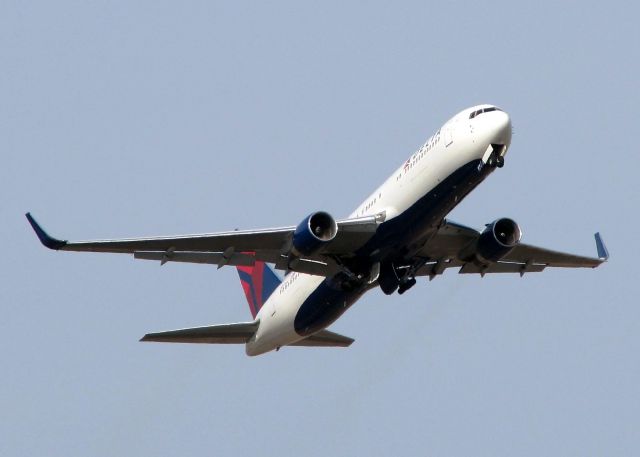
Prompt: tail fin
<box><xmin>236</xmin><ymin>260</ymin><xmax>282</xmax><ymax>319</ymax></box>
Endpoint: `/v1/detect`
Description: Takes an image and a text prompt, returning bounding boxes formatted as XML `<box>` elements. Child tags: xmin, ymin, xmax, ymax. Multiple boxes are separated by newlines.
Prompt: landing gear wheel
<box><xmin>496</xmin><ymin>156</ymin><xmax>504</xmax><ymax>168</ymax></box>
<box><xmin>378</xmin><ymin>262</ymin><xmax>399</xmax><ymax>295</ymax></box>
<box><xmin>398</xmin><ymin>277</ymin><xmax>417</xmax><ymax>295</ymax></box>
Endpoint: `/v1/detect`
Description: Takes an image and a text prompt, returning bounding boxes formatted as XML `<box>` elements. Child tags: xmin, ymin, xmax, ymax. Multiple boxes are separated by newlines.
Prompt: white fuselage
<box><xmin>246</xmin><ymin>105</ymin><xmax>512</xmax><ymax>355</ymax></box>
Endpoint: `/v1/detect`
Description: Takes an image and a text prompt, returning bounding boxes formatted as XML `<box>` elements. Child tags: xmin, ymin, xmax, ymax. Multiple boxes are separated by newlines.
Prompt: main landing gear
<box><xmin>378</xmin><ymin>261</ymin><xmax>418</xmax><ymax>295</ymax></box>
<box><xmin>397</xmin><ymin>277</ymin><xmax>417</xmax><ymax>295</ymax></box>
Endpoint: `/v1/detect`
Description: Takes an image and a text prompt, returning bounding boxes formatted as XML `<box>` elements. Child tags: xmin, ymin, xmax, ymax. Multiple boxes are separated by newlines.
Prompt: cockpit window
<box><xmin>469</xmin><ymin>107</ymin><xmax>502</xmax><ymax>119</ymax></box>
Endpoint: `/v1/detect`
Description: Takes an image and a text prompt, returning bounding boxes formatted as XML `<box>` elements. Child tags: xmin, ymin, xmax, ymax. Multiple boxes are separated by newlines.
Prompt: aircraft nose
<box><xmin>491</xmin><ymin>110</ymin><xmax>512</xmax><ymax>147</ymax></box>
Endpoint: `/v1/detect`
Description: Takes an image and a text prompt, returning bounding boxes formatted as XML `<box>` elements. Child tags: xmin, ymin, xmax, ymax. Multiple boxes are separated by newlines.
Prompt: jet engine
<box><xmin>474</xmin><ymin>217</ymin><xmax>522</xmax><ymax>262</ymax></box>
<box><xmin>292</xmin><ymin>211</ymin><xmax>338</xmax><ymax>256</ymax></box>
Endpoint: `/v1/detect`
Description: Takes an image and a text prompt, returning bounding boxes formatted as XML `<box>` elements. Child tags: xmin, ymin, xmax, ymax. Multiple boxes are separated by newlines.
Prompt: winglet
<box><xmin>25</xmin><ymin>213</ymin><xmax>67</xmax><ymax>250</ymax></box>
<box><xmin>595</xmin><ymin>232</ymin><xmax>609</xmax><ymax>261</ymax></box>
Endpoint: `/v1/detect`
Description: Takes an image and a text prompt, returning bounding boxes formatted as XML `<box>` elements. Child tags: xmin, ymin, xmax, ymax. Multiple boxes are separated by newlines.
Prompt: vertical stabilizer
<box><xmin>236</xmin><ymin>259</ymin><xmax>281</xmax><ymax>318</ymax></box>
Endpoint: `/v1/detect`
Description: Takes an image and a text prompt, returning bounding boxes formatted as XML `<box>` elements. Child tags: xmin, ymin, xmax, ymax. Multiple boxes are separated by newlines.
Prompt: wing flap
<box><xmin>419</xmin><ymin>220</ymin><xmax>479</xmax><ymax>259</ymax></box>
<box><xmin>459</xmin><ymin>262</ymin><xmax>546</xmax><ymax>274</ymax></box>
<box><xmin>321</xmin><ymin>215</ymin><xmax>382</xmax><ymax>254</ymax></box>
<box><xmin>140</xmin><ymin>322</ymin><xmax>258</xmax><ymax>344</ymax></box>
<box><xmin>133</xmin><ymin>250</ymin><xmax>337</xmax><ymax>276</ymax></box>
<box><xmin>288</xmin><ymin>329</ymin><xmax>354</xmax><ymax>347</ymax></box>
<box><xmin>134</xmin><ymin>251</ymin><xmax>257</xmax><ymax>266</ymax></box>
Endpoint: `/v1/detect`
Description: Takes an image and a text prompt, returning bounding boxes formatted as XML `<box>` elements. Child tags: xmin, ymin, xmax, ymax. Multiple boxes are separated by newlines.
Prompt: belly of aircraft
<box><xmin>247</xmin><ymin>152</ymin><xmax>494</xmax><ymax>356</ymax></box>
<box><xmin>359</xmin><ymin>157</ymin><xmax>492</xmax><ymax>262</ymax></box>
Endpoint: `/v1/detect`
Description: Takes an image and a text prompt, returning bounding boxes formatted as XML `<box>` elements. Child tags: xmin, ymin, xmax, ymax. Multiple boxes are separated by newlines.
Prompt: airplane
<box><xmin>26</xmin><ymin>104</ymin><xmax>609</xmax><ymax>356</ymax></box>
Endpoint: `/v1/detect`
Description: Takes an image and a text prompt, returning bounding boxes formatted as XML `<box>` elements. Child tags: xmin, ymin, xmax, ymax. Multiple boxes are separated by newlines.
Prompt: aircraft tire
<box><xmin>378</xmin><ymin>262</ymin><xmax>399</xmax><ymax>295</ymax></box>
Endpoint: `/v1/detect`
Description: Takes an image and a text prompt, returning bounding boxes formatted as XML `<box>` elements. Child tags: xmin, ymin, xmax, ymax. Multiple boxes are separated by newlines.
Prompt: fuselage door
<box><xmin>444</xmin><ymin>123</ymin><xmax>454</xmax><ymax>147</ymax></box>
<box><xmin>268</xmin><ymin>295</ymin><xmax>277</xmax><ymax>317</ymax></box>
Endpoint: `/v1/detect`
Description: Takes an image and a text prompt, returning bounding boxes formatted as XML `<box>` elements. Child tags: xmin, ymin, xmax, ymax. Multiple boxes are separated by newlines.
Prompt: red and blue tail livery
<box><xmin>236</xmin><ymin>260</ymin><xmax>281</xmax><ymax>318</ymax></box>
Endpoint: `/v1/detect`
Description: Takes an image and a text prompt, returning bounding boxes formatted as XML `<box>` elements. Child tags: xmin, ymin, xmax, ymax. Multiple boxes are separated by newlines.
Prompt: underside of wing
<box><xmin>25</xmin><ymin>212</ymin><xmax>383</xmax><ymax>277</ymax></box>
<box><xmin>418</xmin><ymin>220</ymin><xmax>481</xmax><ymax>259</ymax></box>
<box><xmin>416</xmin><ymin>220</ymin><xmax>608</xmax><ymax>277</ymax></box>
<box><xmin>140</xmin><ymin>322</ymin><xmax>259</xmax><ymax>344</ymax></box>
<box><xmin>29</xmin><ymin>214</ymin><xmax>294</xmax><ymax>254</ymax></box>
<box><xmin>500</xmin><ymin>242</ymin><xmax>606</xmax><ymax>268</ymax></box>
<box><xmin>287</xmin><ymin>329</ymin><xmax>354</xmax><ymax>347</ymax></box>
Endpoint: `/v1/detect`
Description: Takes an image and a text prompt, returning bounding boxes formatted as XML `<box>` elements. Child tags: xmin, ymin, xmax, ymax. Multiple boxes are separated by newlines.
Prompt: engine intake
<box><xmin>476</xmin><ymin>217</ymin><xmax>522</xmax><ymax>262</ymax></box>
<box><xmin>292</xmin><ymin>211</ymin><xmax>338</xmax><ymax>256</ymax></box>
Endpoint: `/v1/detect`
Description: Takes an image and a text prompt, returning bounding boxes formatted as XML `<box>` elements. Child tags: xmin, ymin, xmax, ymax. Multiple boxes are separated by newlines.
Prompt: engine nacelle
<box><xmin>292</xmin><ymin>211</ymin><xmax>338</xmax><ymax>256</ymax></box>
<box><xmin>475</xmin><ymin>218</ymin><xmax>522</xmax><ymax>262</ymax></box>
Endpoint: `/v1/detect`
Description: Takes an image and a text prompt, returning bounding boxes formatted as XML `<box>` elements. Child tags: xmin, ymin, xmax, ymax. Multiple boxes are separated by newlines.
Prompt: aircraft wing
<box><xmin>26</xmin><ymin>212</ymin><xmax>381</xmax><ymax>276</ymax></box>
<box><xmin>416</xmin><ymin>220</ymin><xmax>608</xmax><ymax>277</ymax></box>
<box><xmin>500</xmin><ymin>240</ymin><xmax>608</xmax><ymax>268</ymax></box>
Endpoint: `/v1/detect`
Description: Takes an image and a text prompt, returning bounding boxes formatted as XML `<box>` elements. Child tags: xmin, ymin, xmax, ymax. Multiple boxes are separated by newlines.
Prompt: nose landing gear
<box><xmin>486</xmin><ymin>153</ymin><xmax>504</xmax><ymax>168</ymax></box>
<box><xmin>486</xmin><ymin>144</ymin><xmax>505</xmax><ymax>168</ymax></box>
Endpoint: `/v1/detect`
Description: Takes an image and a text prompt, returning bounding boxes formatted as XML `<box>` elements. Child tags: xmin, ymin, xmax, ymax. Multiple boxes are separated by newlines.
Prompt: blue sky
<box><xmin>2</xmin><ymin>2</ymin><xmax>639</xmax><ymax>456</ymax></box>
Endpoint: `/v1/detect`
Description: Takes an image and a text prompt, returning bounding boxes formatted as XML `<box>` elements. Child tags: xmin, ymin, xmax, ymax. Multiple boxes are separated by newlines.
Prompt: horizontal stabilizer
<box><xmin>288</xmin><ymin>329</ymin><xmax>354</xmax><ymax>347</ymax></box>
<box><xmin>140</xmin><ymin>321</ymin><xmax>258</xmax><ymax>344</ymax></box>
